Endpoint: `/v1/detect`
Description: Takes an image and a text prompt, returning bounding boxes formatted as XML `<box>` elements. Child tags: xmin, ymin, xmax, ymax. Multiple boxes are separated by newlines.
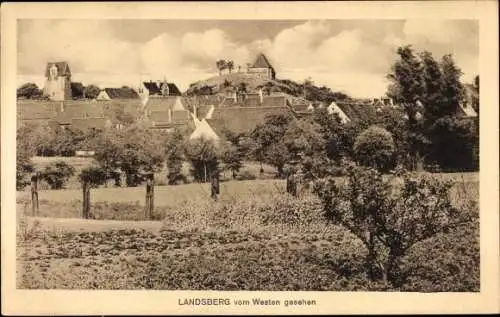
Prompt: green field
<box><xmin>17</xmin><ymin>178</ymin><xmax>285</xmax><ymax>206</ymax></box>
<box><xmin>29</xmin><ymin>156</ymin><xmax>280</xmax><ymax>189</ymax></box>
<box><xmin>16</xmin><ymin>170</ymin><xmax>479</xmax><ymax>291</ymax></box>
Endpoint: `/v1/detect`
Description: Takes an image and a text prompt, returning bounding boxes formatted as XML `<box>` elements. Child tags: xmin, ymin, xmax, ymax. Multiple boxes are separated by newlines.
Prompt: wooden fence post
<box><xmin>144</xmin><ymin>173</ymin><xmax>154</xmax><ymax>220</ymax></box>
<box><xmin>211</xmin><ymin>170</ymin><xmax>220</xmax><ymax>201</ymax></box>
<box><xmin>82</xmin><ymin>180</ymin><xmax>90</xmax><ymax>219</ymax></box>
<box><xmin>286</xmin><ymin>173</ymin><xmax>297</xmax><ymax>197</ymax></box>
<box><xmin>30</xmin><ymin>172</ymin><xmax>39</xmax><ymax>216</ymax></box>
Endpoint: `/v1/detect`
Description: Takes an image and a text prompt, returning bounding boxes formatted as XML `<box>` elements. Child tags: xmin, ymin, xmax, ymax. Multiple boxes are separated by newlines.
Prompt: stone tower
<box><xmin>43</xmin><ymin>62</ymin><xmax>72</xmax><ymax>101</ymax></box>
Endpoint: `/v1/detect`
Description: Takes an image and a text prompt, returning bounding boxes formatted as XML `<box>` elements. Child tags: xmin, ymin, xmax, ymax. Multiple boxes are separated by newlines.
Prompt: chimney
<box><xmin>259</xmin><ymin>88</ymin><xmax>263</xmax><ymax>104</ymax></box>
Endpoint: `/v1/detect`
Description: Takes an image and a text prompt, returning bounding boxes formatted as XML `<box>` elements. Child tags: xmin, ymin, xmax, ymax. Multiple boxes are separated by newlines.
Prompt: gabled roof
<box><xmin>334</xmin><ymin>102</ymin><xmax>378</xmax><ymax>123</ymax></box>
<box><xmin>45</xmin><ymin>62</ymin><xmax>71</xmax><ymax>78</ymax></box>
<box><xmin>149</xmin><ymin>110</ymin><xmax>190</xmax><ymax>128</ymax></box>
<box><xmin>143</xmin><ymin>82</ymin><xmax>162</xmax><ymax>95</ymax></box>
<box><xmin>103</xmin><ymin>87</ymin><xmax>140</xmax><ymax>99</ymax></box>
<box><xmin>99</xmin><ymin>99</ymin><xmax>142</xmax><ymax>117</ymax></box>
<box><xmin>143</xmin><ymin>81</ymin><xmax>182</xmax><ymax>96</ymax></box>
<box><xmin>145</xmin><ymin>96</ymin><xmax>189</xmax><ymax>112</ymax></box>
<box><xmin>190</xmin><ymin>119</ymin><xmax>220</xmax><ymax>141</ymax></box>
<box><xmin>327</xmin><ymin>102</ymin><xmax>351</xmax><ymax>124</ymax></box>
<box><xmin>149</xmin><ymin>110</ymin><xmax>171</xmax><ymax>124</ymax></box>
<box><xmin>17</xmin><ymin>102</ymin><xmax>59</xmax><ymax>120</ymax></box>
<box><xmin>71</xmin><ymin>117</ymin><xmax>108</xmax><ymax>130</ymax></box>
<box><xmin>164</xmin><ymin>83</ymin><xmax>182</xmax><ymax>96</ymax></box>
<box><xmin>206</xmin><ymin>106</ymin><xmax>292</xmax><ymax>135</ymax></box>
<box><xmin>56</xmin><ymin>103</ymin><xmax>105</xmax><ymax>124</ymax></box>
<box><xmin>252</xmin><ymin>53</ymin><xmax>274</xmax><ymax>69</ymax></box>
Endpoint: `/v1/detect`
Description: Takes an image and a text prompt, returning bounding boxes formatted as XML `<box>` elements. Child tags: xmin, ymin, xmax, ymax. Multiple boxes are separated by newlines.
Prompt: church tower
<box><xmin>43</xmin><ymin>62</ymin><xmax>72</xmax><ymax>101</ymax></box>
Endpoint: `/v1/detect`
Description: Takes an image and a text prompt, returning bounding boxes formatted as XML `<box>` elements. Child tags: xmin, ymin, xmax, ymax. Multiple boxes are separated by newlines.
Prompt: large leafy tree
<box><xmin>386</xmin><ymin>46</ymin><xmax>429</xmax><ymax>170</ymax></box>
<box><xmin>311</xmin><ymin>108</ymin><xmax>354</xmax><ymax>163</ymax></box>
<box><xmin>420</xmin><ymin>51</ymin><xmax>446</xmax><ymax>126</ymax></box>
<box><xmin>220</xmin><ymin>141</ymin><xmax>243</xmax><ymax>180</ymax></box>
<box><xmin>120</xmin><ymin>126</ymin><xmax>165</xmax><ymax>186</ymax></box>
<box><xmin>184</xmin><ymin>136</ymin><xmax>219</xmax><ymax>183</ymax></box>
<box><xmin>281</xmin><ymin>119</ymin><xmax>328</xmax><ymax>181</ymax></box>
<box><xmin>387</xmin><ymin>45</ymin><xmax>425</xmax><ymax>126</ymax></box>
<box><xmin>251</xmin><ymin>113</ymin><xmax>294</xmax><ymax>177</ymax></box>
<box><xmin>93</xmin><ymin>129</ymin><xmax>125</xmax><ymax>185</ymax></box>
<box><xmin>353</xmin><ymin>126</ymin><xmax>396</xmax><ymax>173</ymax></box>
<box><xmin>439</xmin><ymin>54</ymin><xmax>465</xmax><ymax>117</ymax></box>
<box><xmin>93</xmin><ymin>126</ymin><xmax>164</xmax><ymax>187</ymax></box>
<box><xmin>165</xmin><ymin>129</ymin><xmax>186</xmax><ymax>185</ymax></box>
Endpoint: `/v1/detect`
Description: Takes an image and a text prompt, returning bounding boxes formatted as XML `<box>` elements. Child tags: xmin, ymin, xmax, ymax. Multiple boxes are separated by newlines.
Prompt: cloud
<box><xmin>18</xmin><ymin>19</ymin><xmax>478</xmax><ymax>97</ymax></box>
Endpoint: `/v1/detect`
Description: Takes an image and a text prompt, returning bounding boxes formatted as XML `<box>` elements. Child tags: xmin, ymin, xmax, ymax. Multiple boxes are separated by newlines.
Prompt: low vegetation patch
<box><xmin>18</xmin><ymin>178</ymin><xmax>478</xmax><ymax>291</ymax></box>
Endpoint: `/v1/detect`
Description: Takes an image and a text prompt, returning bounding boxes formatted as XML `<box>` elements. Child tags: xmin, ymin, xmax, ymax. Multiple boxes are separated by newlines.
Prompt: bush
<box><xmin>400</xmin><ymin>222</ymin><xmax>479</xmax><ymax>292</ymax></box>
<box><xmin>353</xmin><ymin>125</ymin><xmax>396</xmax><ymax>172</ymax></box>
<box><xmin>40</xmin><ymin>161</ymin><xmax>75</xmax><ymax>189</ymax></box>
<box><xmin>257</xmin><ymin>194</ymin><xmax>324</xmax><ymax>227</ymax></box>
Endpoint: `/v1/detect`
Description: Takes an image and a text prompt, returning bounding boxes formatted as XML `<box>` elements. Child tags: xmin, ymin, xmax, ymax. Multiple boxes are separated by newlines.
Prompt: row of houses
<box><xmin>22</xmin><ymin>60</ymin><xmax>477</xmax><ymax>144</ymax></box>
<box><xmin>17</xmin><ymin>87</ymin><xmax>478</xmax><ymax>144</ymax></box>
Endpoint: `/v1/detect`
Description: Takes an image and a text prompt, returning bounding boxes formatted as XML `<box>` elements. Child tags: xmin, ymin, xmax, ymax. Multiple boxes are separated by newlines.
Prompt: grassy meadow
<box><xmin>16</xmin><ymin>157</ymin><xmax>479</xmax><ymax>291</ymax></box>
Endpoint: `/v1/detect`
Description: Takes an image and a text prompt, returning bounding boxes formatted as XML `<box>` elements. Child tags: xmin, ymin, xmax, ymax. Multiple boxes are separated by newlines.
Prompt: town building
<box><xmin>138</xmin><ymin>80</ymin><xmax>182</xmax><ymax>98</ymax></box>
<box><xmin>247</xmin><ymin>53</ymin><xmax>276</xmax><ymax>80</ymax></box>
<box><xmin>96</xmin><ymin>87</ymin><xmax>140</xmax><ymax>101</ymax></box>
<box><xmin>43</xmin><ymin>62</ymin><xmax>72</xmax><ymax>101</ymax></box>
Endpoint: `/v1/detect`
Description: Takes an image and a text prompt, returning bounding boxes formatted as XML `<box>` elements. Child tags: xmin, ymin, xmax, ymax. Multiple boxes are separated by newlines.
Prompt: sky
<box><xmin>17</xmin><ymin>19</ymin><xmax>478</xmax><ymax>98</ymax></box>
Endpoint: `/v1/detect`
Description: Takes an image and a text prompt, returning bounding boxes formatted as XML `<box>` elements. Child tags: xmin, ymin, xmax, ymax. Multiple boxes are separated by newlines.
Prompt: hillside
<box><xmin>186</xmin><ymin>72</ymin><xmax>273</xmax><ymax>94</ymax></box>
<box><xmin>185</xmin><ymin>72</ymin><xmax>351</xmax><ymax>103</ymax></box>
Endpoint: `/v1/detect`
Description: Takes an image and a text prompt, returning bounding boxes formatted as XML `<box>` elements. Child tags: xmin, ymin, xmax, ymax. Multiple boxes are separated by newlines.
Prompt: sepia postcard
<box><xmin>1</xmin><ymin>1</ymin><xmax>499</xmax><ymax>315</ymax></box>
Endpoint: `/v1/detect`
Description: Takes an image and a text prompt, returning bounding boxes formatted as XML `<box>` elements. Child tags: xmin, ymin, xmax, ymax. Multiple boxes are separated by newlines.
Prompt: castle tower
<box><xmin>249</xmin><ymin>53</ymin><xmax>276</xmax><ymax>80</ymax></box>
<box><xmin>43</xmin><ymin>62</ymin><xmax>72</xmax><ymax>101</ymax></box>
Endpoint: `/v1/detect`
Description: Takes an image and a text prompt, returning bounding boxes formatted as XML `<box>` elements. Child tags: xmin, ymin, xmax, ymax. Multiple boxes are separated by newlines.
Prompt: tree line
<box><xmin>17</xmin><ymin>45</ymin><xmax>479</xmax><ymax>190</ymax></box>
<box><xmin>17</xmin><ymin>82</ymin><xmax>101</xmax><ymax>100</ymax></box>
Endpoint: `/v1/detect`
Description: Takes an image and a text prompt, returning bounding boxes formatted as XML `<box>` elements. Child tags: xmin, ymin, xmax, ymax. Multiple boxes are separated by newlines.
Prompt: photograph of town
<box><xmin>15</xmin><ymin>18</ymin><xmax>480</xmax><ymax>292</ymax></box>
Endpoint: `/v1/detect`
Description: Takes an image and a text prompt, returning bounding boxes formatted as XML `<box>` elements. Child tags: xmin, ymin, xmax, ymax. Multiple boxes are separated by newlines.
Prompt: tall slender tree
<box><xmin>439</xmin><ymin>54</ymin><xmax>464</xmax><ymax>117</ymax></box>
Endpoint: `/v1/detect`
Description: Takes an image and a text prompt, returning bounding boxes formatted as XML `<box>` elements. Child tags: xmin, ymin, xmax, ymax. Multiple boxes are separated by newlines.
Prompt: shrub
<box><xmin>257</xmin><ymin>194</ymin><xmax>324</xmax><ymax>227</ymax></box>
<box><xmin>40</xmin><ymin>161</ymin><xmax>75</xmax><ymax>189</ymax></box>
<box><xmin>313</xmin><ymin>165</ymin><xmax>474</xmax><ymax>287</ymax></box>
<box><xmin>353</xmin><ymin>125</ymin><xmax>396</xmax><ymax>172</ymax></box>
<box><xmin>400</xmin><ymin>222</ymin><xmax>479</xmax><ymax>292</ymax></box>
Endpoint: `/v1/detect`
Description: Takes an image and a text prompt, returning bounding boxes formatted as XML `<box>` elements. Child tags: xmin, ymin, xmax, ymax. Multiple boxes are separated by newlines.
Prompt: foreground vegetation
<box><xmin>17</xmin><ymin>168</ymin><xmax>479</xmax><ymax>291</ymax></box>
